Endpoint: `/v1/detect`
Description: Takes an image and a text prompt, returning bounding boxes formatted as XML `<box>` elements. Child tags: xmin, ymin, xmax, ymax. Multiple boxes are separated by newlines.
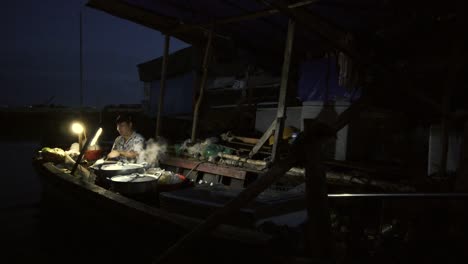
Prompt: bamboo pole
<box><xmin>155</xmin><ymin>35</ymin><xmax>170</xmax><ymax>139</ymax></box>
<box><xmin>272</xmin><ymin>19</ymin><xmax>295</xmax><ymax>162</ymax></box>
<box><xmin>191</xmin><ymin>30</ymin><xmax>213</xmax><ymax>143</ymax></box>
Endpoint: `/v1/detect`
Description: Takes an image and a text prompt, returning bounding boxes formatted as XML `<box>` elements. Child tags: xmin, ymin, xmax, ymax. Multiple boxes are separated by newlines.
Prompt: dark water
<box><xmin>0</xmin><ymin>141</ymin><xmax>42</xmax><ymax>262</ymax></box>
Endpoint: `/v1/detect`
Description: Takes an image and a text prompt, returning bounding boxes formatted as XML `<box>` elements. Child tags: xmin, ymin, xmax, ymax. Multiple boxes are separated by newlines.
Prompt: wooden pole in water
<box><xmin>191</xmin><ymin>29</ymin><xmax>213</xmax><ymax>143</ymax></box>
<box><xmin>155</xmin><ymin>35</ymin><xmax>170</xmax><ymax>139</ymax></box>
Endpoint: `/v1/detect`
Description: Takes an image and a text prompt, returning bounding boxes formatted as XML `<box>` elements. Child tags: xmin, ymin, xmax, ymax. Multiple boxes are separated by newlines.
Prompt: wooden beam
<box><xmin>161</xmin><ymin>157</ymin><xmax>246</xmax><ymax>180</ymax></box>
<box><xmin>87</xmin><ymin>0</ymin><xmax>203</xmax><ymax>45</ymax></box>
<box><xmin>155</xmin><ymin>35</ymin><xmax>170</xmax><ymax>139</ymax></box>
<box><xmin>218</xmin><ymin>0</ymin><xmax>317</xmax><ymax>24</ymax></box>
<box><xmin>191</xmin><ymin>30</ymin><xmax>213</xmax><ymax>142</ymax></box>
<box><xmin>248</xmin><ymin>119</ymin><xmax>276</xmax><ymax>158</ymax></box>
<box><xmin>166</xmin><ymin>0</ymin><xmax>317</xmax><ymax>40</ymax></box>
<box><xmin>271</xmin><ymin>18</ymin><xmax>295</xmax><ymax>162</ymax></box>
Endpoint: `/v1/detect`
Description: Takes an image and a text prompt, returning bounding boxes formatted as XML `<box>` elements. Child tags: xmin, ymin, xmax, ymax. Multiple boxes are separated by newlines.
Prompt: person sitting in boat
<box><xmin>107</xmin><ymin>114</ymin><xmax>145</xmax><ymax>163</ymax></box>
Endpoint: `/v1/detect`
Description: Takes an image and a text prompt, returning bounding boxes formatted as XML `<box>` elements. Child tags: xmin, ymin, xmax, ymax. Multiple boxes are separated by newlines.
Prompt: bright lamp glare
<box><xmin>90</xmin><ymin>128</ymin><xmax>103</xmax><ymax>147</ymax></box>
<box><xmin>71</xmin><ymin>123</ymin><xmax>84</xmax><ymax>134</ymax></box>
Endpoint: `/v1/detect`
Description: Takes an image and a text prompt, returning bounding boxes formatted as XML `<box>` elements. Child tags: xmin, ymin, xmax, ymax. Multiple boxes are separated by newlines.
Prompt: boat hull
<box><xmin>33</xmin><ymin>159</ymin><xmax>287</xmax><ymax>263</ymax></box>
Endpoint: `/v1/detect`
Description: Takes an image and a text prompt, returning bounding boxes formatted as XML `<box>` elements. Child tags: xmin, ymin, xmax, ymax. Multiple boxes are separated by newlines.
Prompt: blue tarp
<box><xmin>297</xmin><ymin>58</ymin><xmax>360</xmax><ymax>102</ymax></box>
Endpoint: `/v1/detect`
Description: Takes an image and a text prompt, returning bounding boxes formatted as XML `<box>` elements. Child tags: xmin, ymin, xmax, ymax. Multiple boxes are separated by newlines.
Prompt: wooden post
<box><xmin>155</xmin><ymin>35</ymin><xmax>170</xmax><ymax>139</ymax></box>
<box><xmin>456</xmin><ymin>120</ymin><xmax>468</xmax><ymax>192</ymax></box>
<box><xmin>439</xmin><ymin>45</ymin><xmax>466</xmax><ymax>178</ymax></box>
<box><xmin>191</xmin><ymin>29</ymin><xmax>213</xmax><ymax>143</ymax></box>
<box><xmin>79</xmin><ymin>10</ymin><xmax>83</xmax><ymax>107</ymax></box>
<box><xmin>439</xmin><ymin>92</ymin><xmax>450</xmax><ymax>178</ymax></box>
<box><xmin>78</xmin><ymin>133</ymin><xmax>83</xmax><ymax>151</ymax></box>
<box><xmin>271</xmin><ymin>18</ymin><xmax>295</xmax><ymax>162</ymax></box>
<box><xmin>246</xmin><ymin>65</ymin><xmax>252</xmax><ymax>108</ymax></box>
<box><xmin>303</xmin><ymin>119</ymin><xmax>334</xmax><ymax>261</ymax></box>
<box><xmin>71</xmin><ymin>127</ymin><xmax>95</xmax><ymax>176</ymax></box>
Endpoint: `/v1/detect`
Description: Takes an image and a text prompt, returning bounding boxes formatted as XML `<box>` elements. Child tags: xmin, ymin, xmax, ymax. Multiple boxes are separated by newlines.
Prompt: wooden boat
<box><xmin>33</xmin><ymin>155</ymin><xmax>309</xmax><ymax>264</ymax></box>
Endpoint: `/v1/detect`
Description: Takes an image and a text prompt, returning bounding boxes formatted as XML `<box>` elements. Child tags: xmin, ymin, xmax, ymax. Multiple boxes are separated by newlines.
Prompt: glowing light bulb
<box><xmin>71</xmin><ymin>122</ymin><xmax>84</xmax><ymax>134</ymax></box>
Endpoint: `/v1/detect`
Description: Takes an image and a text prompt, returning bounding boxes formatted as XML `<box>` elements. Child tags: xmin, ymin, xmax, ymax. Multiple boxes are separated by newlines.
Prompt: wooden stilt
<box><xmin>155</xmin><ymin>35</ymin><xmax>170</xmax><ymax>139</ymax></box>
<box><xmin>439</xmin><ymin>39</ymin><xmax>465</xmax><ymax>178</ymax></box>
<box><xmin>455</xmin><ymin>120</ymin><xmax>468</xmax><ymax>192</ymax></box>
<box><xmin>191</xmin><ymin>29</ymin><xmax>213</xmax><ymax>143</ymax></box>
<box><xmin>303</xmin><ymin>119</ymin><xmax>334</xmax><ymax>261</ymax></box>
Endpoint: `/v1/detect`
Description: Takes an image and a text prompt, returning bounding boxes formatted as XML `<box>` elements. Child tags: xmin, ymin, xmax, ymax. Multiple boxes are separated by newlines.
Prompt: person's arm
<box><xmin>116</xmin><ymin>150</ymin><xmax>138</xmax><ymax>159</ymax></box>
<box><xmin>107</xmin><ymin>149</ymin><xmax>137</xmax><ymax>159</ymax></box>
<box><xmin>107</xmin><ymin>137</ymin><xmax>121</xmax><ymax>159</ymax></box>
<box><xmin>108</xmin><ymin>136</ymin><xmax>144</xmax><ymax>160</ymax></box>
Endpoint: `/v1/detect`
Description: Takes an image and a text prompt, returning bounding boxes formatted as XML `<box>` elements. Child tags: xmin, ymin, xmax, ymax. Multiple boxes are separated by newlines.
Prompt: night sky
<box><xmin>1</xmin><ymin>0</ymin><xmax>188</xmax><ymax>108</ymax></box>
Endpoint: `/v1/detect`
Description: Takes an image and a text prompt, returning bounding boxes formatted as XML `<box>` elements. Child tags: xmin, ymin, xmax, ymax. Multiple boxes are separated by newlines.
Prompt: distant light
<box><xmin>90</xmin><ymin>128</ymin><xmax>103</xmax><ymax>147</ymax></box>
<box><xmin>71</xmin><ymin>122</ymin><xmax>84</xmax><ymax>134</ymax></box>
